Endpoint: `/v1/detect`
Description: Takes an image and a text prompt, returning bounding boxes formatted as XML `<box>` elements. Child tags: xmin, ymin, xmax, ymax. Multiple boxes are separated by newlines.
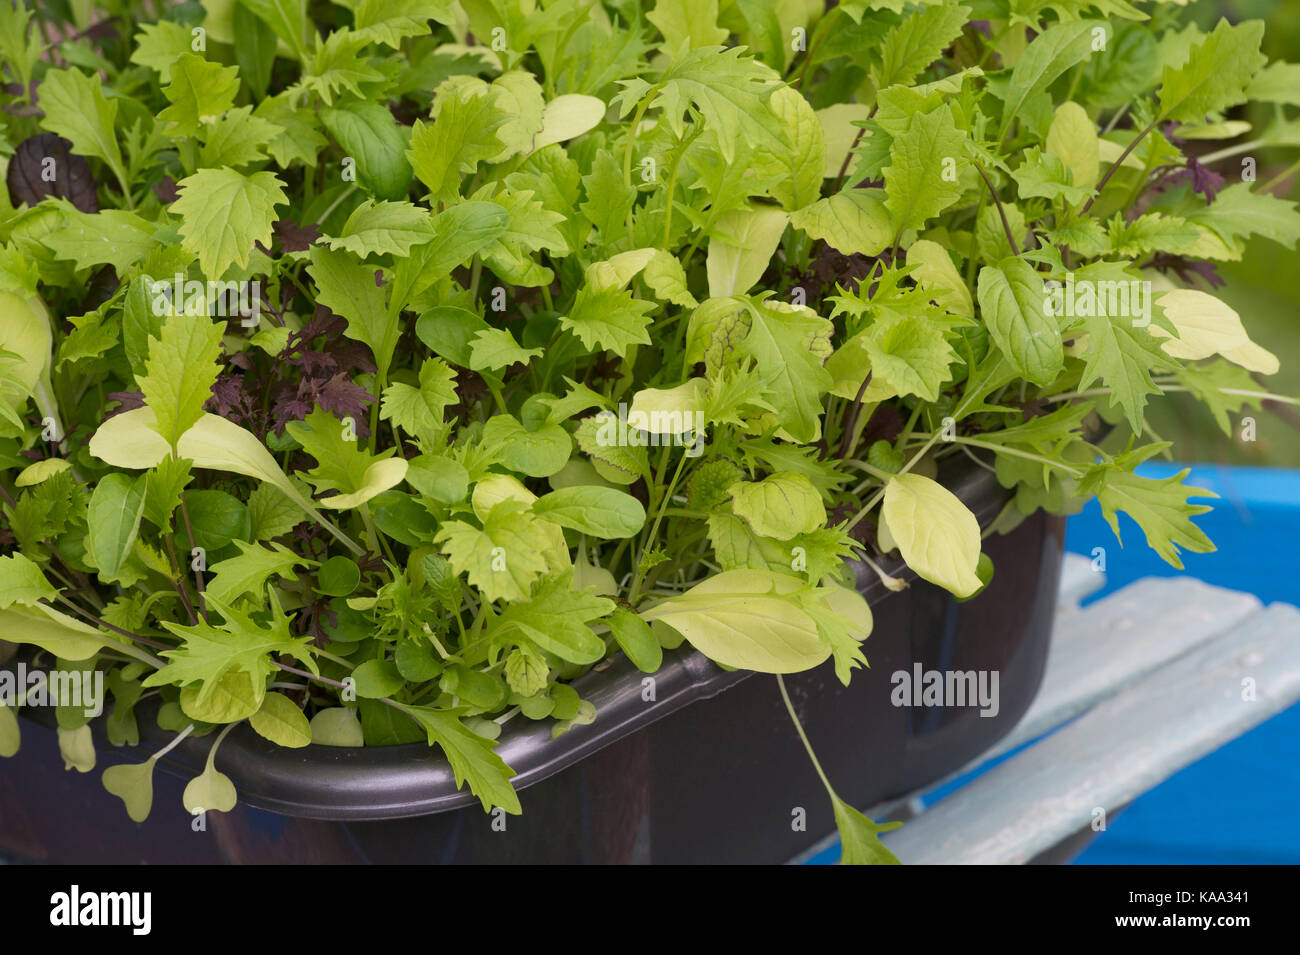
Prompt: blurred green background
<box><xmin>1147</xmin><ymin>0</ymin><xmax>1300</xmax><ymax>466</ymax></box>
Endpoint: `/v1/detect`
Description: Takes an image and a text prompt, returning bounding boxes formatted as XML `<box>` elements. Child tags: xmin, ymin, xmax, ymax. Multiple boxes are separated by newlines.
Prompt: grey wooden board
<box><xmin>880</xmin><ymin>600</ymin><xmax>1300</xmax><ymax>864</ymax></box>
<box><xmin>967</xmin><ymin>575</ymin><xmax>1262</xmax><ymax>768</ymax></box>
<box><xmin>1055</xmin><ymin>552</ymin><xmax>1105</xmax><ymax>608</ymax></box>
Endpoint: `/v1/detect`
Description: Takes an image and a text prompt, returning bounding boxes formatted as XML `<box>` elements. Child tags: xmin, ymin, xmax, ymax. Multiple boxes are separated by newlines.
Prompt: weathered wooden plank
<box><xmin>1055</xmin><ymin>552</ymin><xmax>1104</xmax><ymax>608</ymax></box>
<box><xmin>881</xmin><ymin>602</ymin><xmax>1300</xmax><ymax>864</ymax></box>
<box><xmin>976</xmin><ymin>576</ymin><xmax>1262</xmax><ymax>765</ymax></box>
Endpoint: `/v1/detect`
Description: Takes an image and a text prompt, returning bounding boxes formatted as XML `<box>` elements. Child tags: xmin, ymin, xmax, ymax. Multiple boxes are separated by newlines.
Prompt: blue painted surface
<box><xmin>806</xmin><ymin>464</ymin><xmax>1300</xmax><ymax>865</ymax></box>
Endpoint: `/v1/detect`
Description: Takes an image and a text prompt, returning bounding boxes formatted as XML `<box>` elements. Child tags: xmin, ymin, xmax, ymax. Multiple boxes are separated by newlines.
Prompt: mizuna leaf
<box><xmin>1079</xmin><ymin>459</ymin><xmax>1216</xmax><ymax>569</ymax></box>
<box><xmin>394</xmin><ymin>703</ymin><xmax>521</xmax><ymax>813</ymax></box>
<box><xmin>881</xmin><ymin>473</ymin><xmax>983</xmax><ymax>598</ymax></box>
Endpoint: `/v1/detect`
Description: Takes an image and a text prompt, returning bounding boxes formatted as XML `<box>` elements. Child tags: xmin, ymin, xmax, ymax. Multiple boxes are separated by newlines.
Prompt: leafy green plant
<box><xmin>1</xmin><ymin>0</ymin><xmax>1297</xmax><ymax>863</ymax></box>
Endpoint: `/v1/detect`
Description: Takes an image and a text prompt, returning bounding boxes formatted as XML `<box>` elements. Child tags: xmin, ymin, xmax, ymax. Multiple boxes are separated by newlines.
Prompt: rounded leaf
<box><xmin>249</xmin><ymin>691</ymin><xmax>312</xmax><ymax>748</ymax></box>
<box><xmin>881</xmin><ymin>473</ymin><xmax>983</xmax><ymax>598</ymax></box>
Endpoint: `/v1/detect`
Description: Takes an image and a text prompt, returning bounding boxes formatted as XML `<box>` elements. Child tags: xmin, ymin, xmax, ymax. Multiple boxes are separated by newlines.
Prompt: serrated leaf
<box><xmin>137</xmin><ymin>313</ymin><xmax>224</xmax><ymax>452</ymax></box>
<box><xmin>1158</xmin><ymin>19</ymin><xmax>1266</xmax><ymax>123</ymax></box>
<box><xmin>172</xmin><ymin>167</ymin><xmax>288</xmax><ymax>279</ymax></box>
<box><xmin>158</xmin><ymin>53</ymin><xmax>240</xmax><ymax>137</ymax></box>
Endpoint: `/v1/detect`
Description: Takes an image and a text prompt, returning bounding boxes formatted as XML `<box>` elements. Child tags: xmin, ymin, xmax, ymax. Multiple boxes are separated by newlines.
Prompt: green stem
<box><xmin>777</xmin><ymin>675</ymin><xmax>837</xmax><ymax>798</ymax></box>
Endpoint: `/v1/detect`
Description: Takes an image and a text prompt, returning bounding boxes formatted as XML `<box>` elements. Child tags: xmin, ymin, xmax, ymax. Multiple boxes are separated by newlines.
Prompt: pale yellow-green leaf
<box><xmin>639</xmin><ymin>569</ymin><xmax>831</xmax><ymax>673</ymax></box>
<box><xmin>906</xmin><ymin>239</ymin><xmax>973</xmax><ymax>318</ymax></box>
<box><xmin>881</xmin><ymin>472</ymin><xmax>983</xmax><ymax>597</ymax></box>
<box><xmin>789</xmin><ymin>189</ymin><xmax>891</xmax><ymax>257</ymax></box>
<box><xmin>706</xmin><ymin>205</ymin><xmax>789</xmax><ymax>298</ymax></box>
<box><xmin>815</xmin><ymin>104</ymin><xmax>872</xmax><ymax>178</ymax></box>
<box><xmin>0</xmin><ymin>604</ymin><xmax>115</xmax><ymax>661</ymax></box>
<box><xmin>318</xmin><ymin>457</ymin><xmax>409</xmax><ymax>510</ymax></box>
<box><xmin>729</xmin><ymin>472</ymin><xmax>826</xmax><ymax>541</ymax></box>
<box><xmin>248</xmin><ymin>691</ymin><xmax>312</xmax><ymax>748</ymax></box>
<box><xmin>101</xmin><ymin>759</ymin><xmax>155</xmax><ymax>821</ymax></box>
<box><xmin>628</xmin><ymin>379</ymin><xmax>707</xmax><ymax>433</ymax></box>
<box><xmin>767</xmin><ymin>85</ymin><xmax>826</xmax><ymax>212</ymax></box>
<box><xmin>179</xmin><ymin>669</ymin><xmax>263</xmax><ymax>724</ymax></box>
<box><xmin>1045</xmin><ymin>101</ymin><xmax>1099</xmax><ymax>190</ymax></box>
<box><xmin>182</xmin><ymin>755</ymin><xmax>238</xmax><ymax>814</ymax></box>
<box><xmin>88</xmin><ymin>409</ymin><xmax>361</xmax><ymax>554</ymax></box>
<box><xmin>642</xmin><ymin>248</ymin><xmax>698</xmax><ymax>307</ymax></box>
<box><xmin>59</xmin><ymin>724</ymin><xmax>95</xmax><ymax>773</ymax></box>
<box><xmin>310</xmin><ymin>707</ymin><xmax>365</xmax><ymax>746</ymax></box>
<box><xmin>585</xmin><ymin>247</ymin><xmax>656</xmax><ymax>291</ymax></box>
<box><xmin>532</xmin><ymin>94</ymin><xmax>606</xmax><ymax>151</ymax></box>
<box><xmin>1151</xmin><ymin>289</ymin><xmax>1277</xmax><ymax>372</ymax></box>
<box><xmin>14</xmin><ymin>457</ymin><xmax>71</xmax><ymax>487</ymax></box>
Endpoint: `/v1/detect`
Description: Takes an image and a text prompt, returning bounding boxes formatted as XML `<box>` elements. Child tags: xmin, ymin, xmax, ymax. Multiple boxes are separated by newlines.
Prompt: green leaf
<box><xmin>311</xmin><ymin>707</ymin><xmax>365</xmax><ymax>746</ymax></box>
<box><xmin>0</xmin><ymin>552</ymin><xmax>57</xmax><ymax>608</ymax></box>
<box><xmin>1066</xmin><ymin>260</ymin><xmax>1177</xmax><ymax>429</ymax></box>
<box><xmin>435</xmin><ymin>500</ymin><xmax>555</xmax><ymax>603</ymax></box>
<box><xmin>35</xmin><ymin>67</ymin><xmax>125</xmax><ymax>181</ymax></box>
<box><xmin>318</xmin><ymin>555</ymin><xmax>360</xmax><ymax>596</ymax></box>
<box><xmin>43</xmin><ymin>207</ymin><xmax>157</xmax><ymax>272</ymax></box>
<box><xmin>579</xmin><ymin>149</ymin><xmax>636</xmax><ymax>245</ymax></box>
<box><xmin>307</xmin><ymin>243</ymin><xmax>397</xmax><ymax>380</ymax></box>
<box><xmin>249</xmin><ymin>691</ymin><xmax>312</xmax><ymax>748</ymax></box>
<box><xmin>182</xmin><ymin>751</ymin><xmax>238</xmax><ymax>814</ymax></box>
<box><xmin>647</xmin><ymin>0</ymin><xmax>728</xmax><ymax>51</ymax></box>
<box><xmin>467</xmin><ymin>327</ymin><xmax>543</xmax><ymax>372</ymax></box>
<box><xmin>395</xmin><ymin>703</ymin><xmax>521</xmax><ymax>813</ymax></box>
<box><xmin>532</xmin><ymin>486</ymin><xmax>647</xmax><ymax>539</ymax></box>
<box><xmin>240</xmin><ymin>0</ymin><xmax>310</xmax><ymax>60</ymax></box>
<box><xmin>143</xmin><ymin>455</ymin><xmax>194</xmax><ymax>532</ymax></box>
<box><xmin>129</xmin><ymin>20</ymin><xmax>193</xmax><ymax>81</ymax></box>
<box><xmin>380</xmin><ymin>357</ymin><xmax>457</xmax><ymax>440</ymax></box>
<box><xmin>998</xmin><ymin>21</ymin><xmax>1101</xmax><ymax>137</ymax></box>
<box><xmin>496</xmin><ymin>574</ymin><xmax>615</xmax><ymax>665</ymax></box>
<box><xmin>883</xmin><ymin>106</ymin><xmax>965</xmax><ymax>236</ymax></box>
<box><xmin>858</xmin><ymin>308</ymin><xmax>957</xmax><ymax>402</ymax></box>
<box><xmin>789</xmin><ymin>189</ymin><xmax>891</xmax><ymax>258</ymax></box>
<box><xmin>734</xmin><ymin>299</ymin><xmax>833</xmax><ymax>444</ymax></box>
<box><xmin>870</xmin><ymin>3</ymin><xmax>969</xmax><ymax>89</ymax></box>
<box><xmin>639</xmin><ymin>45</ymin><xmax>785</xmax><ymax>163</ymax></box>
<box><xmin>407</xmin><ymin>78</ymin><xmax>508</xmax><ymax>203</ymax></box>
<box><xmin>206</xmin><ymin>540</ymin><xmax>306</xmax><ymax>606</ymax></box>
<box><xmin>729</xmin><ymin>472</ymin><xmax>825</xmax><ymax>541</ymax></box>
<box><xmin>157</xmin><ymin>53</ymin><xmax>240</xmax><ymax>137</ymax></box>
<box><xmin>101</xmin><ymin>759</ymin><xmax>155</xmax><ymax>822</ymax></box>
<box><xmin>0</xmin><ymin>604</ymin><xmax>115</xmax><ymax>661</ymax></box>
<box><xmin>706</xmin><ymin>206</ymin><xmax>789</xmax><ymax>299</ymax></box>
<box><xmin>1079</xmin><ymin>455</ymin><xmax>1216</xmax><ymax>569</ymax></box>
<box><xmin>1011</xmin><ymin>147</ymin><xmax>1094</xmax><ymax>206</ymax></box>
<box><xmin>1046</xmin><ymin>101</ymin><xmax>1099</xmax><ymax>190</ymax></box>
<box><xmin>906</xmin><ymin>239</ymin><xmax>973</xmax><ymax>318</ymax></box>
<box><xmin>480</xmin><ymin>416</ymin><xmax>573</xmax><ymax>478</ymax></box>
<box><xmin>145</xmin><ymin>594</ymin><xmax>317</xmax><ymax>714</ymax></box>
<box><xmin>137</xmin><ymin>313</ymin><xmax>224</xmax><ymax>452</ymax></box>
<box><xmin>285</xmin><ymin>407</ymin><xmax>408</xmax><ymax>510</ymax></box>
<box><xmin>765</xmin><ymin>86</ymin><xmax>825</xmax><ymax>212</ymax></box>
<box><xmin>86</xmin><ymin>473</ymin><xmax>147</xmax><ymax>580</ymax></box>
<box><xmin>233</xmin><ymin>1</ymin><xmax>278</xmax><ymax>99</ymax></box>
<box><xmin>833</xmin><ymin>795</ymin><xmax>902</xmax><ymax>865</ymax></box>
<box><xmin>1157</xmin><ymin>19</ymin><xmax>1266</xmax><ymax>123</ymax></box>
<box><xmin>172</xmin><ymin>167</ymin><xmax>288</xmax><ymax>279</ymax></box>
<box><xmin>976</xmin><ymin>256</ymin><xmax>1063</xmax><ymax>387</ymax></box>
<box><xmin>324</xmin><ymin>199</ymin><xmax>433</xmax><ymax>257</ymax></box>
<box><xmin>320</xmin><ymin>99</ymin><xmax>415</xmax><ymax>201</ymax></box>
<box><xmin>640</xmin><ymin>569</ymin><xmax>833</xmax><ymax>673</ymax></box>
<box><xmin>89</xmin><ymin>409</ymin><xmax>361</xmax><ymax>555</ymax></box>
<box><xmin>881</xmin><ymin>473</ymin><xmax>983</xmax><ymax>598</ymax></box>
<box><xmin>559</xmin><ymin>285</ymin><xmax>655</xmax><ymax>356</ymax></box>
<box><xmin>607</xmin><ymin>609</ymin><xmax>662</xmax><ymax>673</ymax></box>
<box><xmin>198</xmin><ymin>106</ymin><xmax>283</xmax><ymax>170</ymax></box>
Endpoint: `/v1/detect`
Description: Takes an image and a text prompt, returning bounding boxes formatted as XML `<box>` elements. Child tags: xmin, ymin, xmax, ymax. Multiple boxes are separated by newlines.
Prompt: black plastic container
<box><xmin>1</xmin><ymin>457</ymin><xmax>1065</xmax><ymax>863</ymax></box>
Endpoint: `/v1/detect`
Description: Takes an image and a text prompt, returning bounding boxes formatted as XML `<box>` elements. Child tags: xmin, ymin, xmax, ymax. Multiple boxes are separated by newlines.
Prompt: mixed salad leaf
<box><xmin>0</xmin><ymin>0</ymin><xmax>1297</xmax><ymax>863</ymax></box>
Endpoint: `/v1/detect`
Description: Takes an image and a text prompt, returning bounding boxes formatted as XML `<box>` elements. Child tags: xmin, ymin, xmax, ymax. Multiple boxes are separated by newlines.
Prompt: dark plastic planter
<box><xmin>1</xmin><ymin>455</ymin><xmax>1064</xmax><ymax>864</ymax></box>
